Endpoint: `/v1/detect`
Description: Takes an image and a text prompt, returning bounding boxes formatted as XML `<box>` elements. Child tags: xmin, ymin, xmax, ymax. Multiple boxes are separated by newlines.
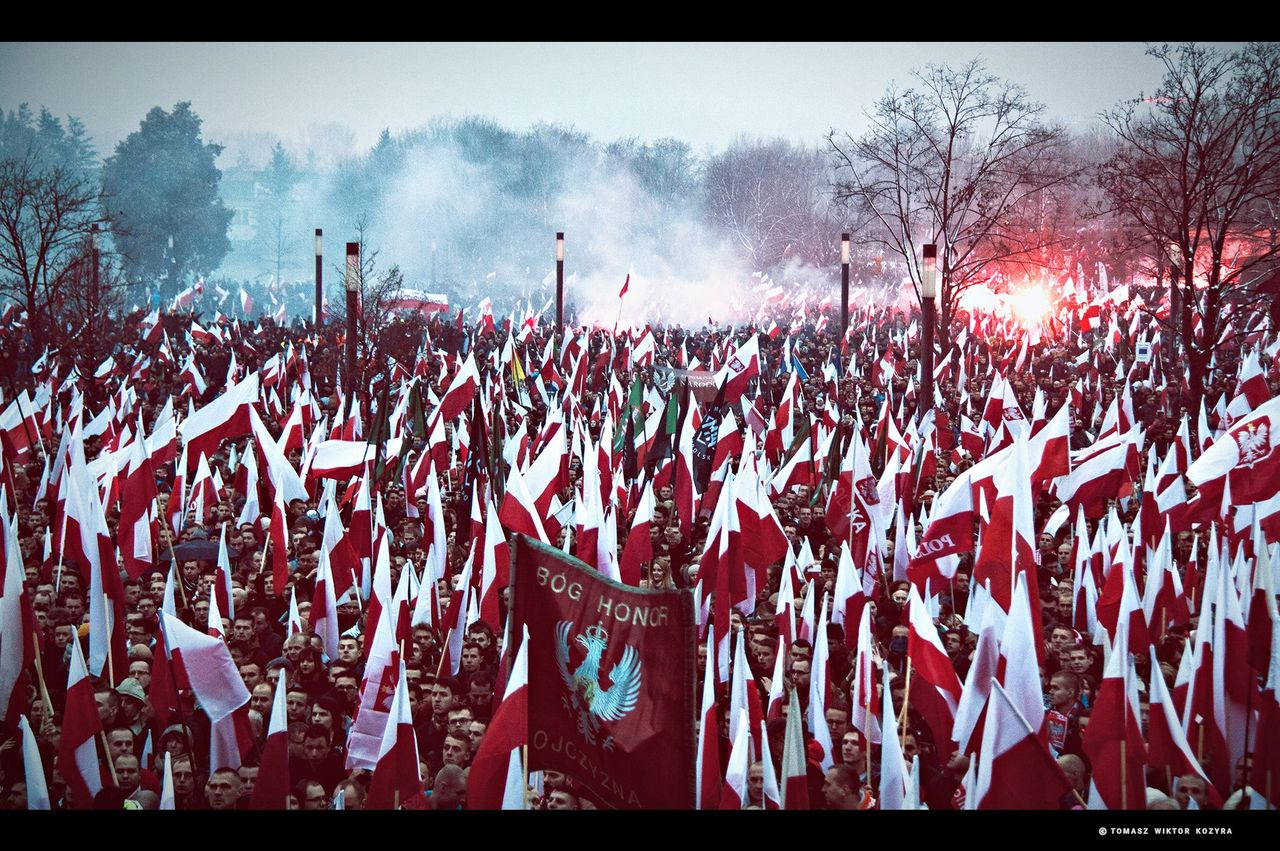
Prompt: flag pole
<box><xmin>435</xmin><ymin>628</ymin><xmax>454</xmax><ymax>677</ymax></box>
<box><xmin>1120</xmin><ymin>740</ymin><xmax>1127</xmax><ymax>809</ymax></box>
<box><xmin>104</xmin><ymin>592</ymin><xmax>115</xmax><ymax>684</ymax></box>
<box><xmin>899</xmin><ymin>658</ymin><xmax>913</xmax><ymax>749</ymax></box>
<box><xmin>522</xmin><ymin>743</ymin><xmax>531</xmax><ymax>810</ymax></box>
<box><xmin>100</xmin><ymin>730</ymin><xmax>120</xmax><ymax>785</ymax></box>
<box><xmin>30</xmin><ymin>629</ymin><xmax>55</xmax><ymax>717</ymax></box>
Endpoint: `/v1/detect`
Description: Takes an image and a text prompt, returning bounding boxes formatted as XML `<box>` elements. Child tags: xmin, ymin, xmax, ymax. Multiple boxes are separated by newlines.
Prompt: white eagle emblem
<box><xmin>727</xmin><ymin>356</ymin><xmax>745</xmax><ymax>374</ymax></box>
<box><xmin>555</xmin><ymin>620</ymin><xmax>642</xmax><ymax>750</ymax></box>
<box><xmin>1002</xmin><ymin>405</ymin><xmax>1025</xmax><ymax>422</ymax></box>
<box><xmin>1234</xmin><ymin>422</ymin><xmax>1270</xmax><ymax>465</ymax></box>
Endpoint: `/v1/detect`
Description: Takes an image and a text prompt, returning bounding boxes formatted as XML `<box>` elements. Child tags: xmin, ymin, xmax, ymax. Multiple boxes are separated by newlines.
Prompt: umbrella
<box><xmin>161</xmin><ymin>540</ymin><xmax>221</xmax><ymax>562</ymax></box>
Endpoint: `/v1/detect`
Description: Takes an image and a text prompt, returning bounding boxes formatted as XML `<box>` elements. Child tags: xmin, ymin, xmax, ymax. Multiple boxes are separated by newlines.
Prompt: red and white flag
<box><xmin>906</xmin><ymin>585</ymin><xmax>963</xmax><ymax>753</ymax></box>
<box><xmin>58</xmin><ymin>636</ymin><xmax>104</xmax><ymax>809</ymax></box>
<box><xmin>250</xmin><ymin>671</ymin><xmax>291</xmax><ymax>809</ymax></box>
<box><xmin>467</xmin><ymin>624</ymin><xmax>529</xmax><ymax>809</ymax></box>
<box><xmin>364</xmin><ymin>660</ymin><xmax>421</xmax><ymax>809</ymax></box>
<box><xmin>974</xmin><ymin>680</ymin><xmax>1073</xmax><ymax>809</ymax></box>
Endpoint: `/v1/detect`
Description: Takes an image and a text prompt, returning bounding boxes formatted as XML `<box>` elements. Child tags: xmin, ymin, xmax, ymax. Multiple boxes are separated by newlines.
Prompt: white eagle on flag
<box><xmin>555</xmin><ymin>620</ymin><xmax>642</xmax><ymax>749</ymax></box>
<box><xmin>1235</xmin><ymin>422</ymin><xmax>1269</xmax><ymax>465</ymax></box>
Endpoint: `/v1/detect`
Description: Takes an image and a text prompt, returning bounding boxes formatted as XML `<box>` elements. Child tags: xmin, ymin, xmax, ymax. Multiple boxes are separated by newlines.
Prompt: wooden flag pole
<box><xmin>899</xmin><ymin>658</ymin><xmax>913</xmax><ymax>749</ymax></box>
<box><xmin>168</xmin><ymin>534</ymin><xmax>189</xmax><ymax>610</ymax></box>
<box><xmin>1120</xmin><ymin>740</ymin><xmax>1127</xmax><ymax>810</ymax></box>
<box><xmin>104</xmin><ymin>592</ymin><xmax>115</xmax><ymax>684</ymax></box>
<box><xmin>435</xmin><ymin>628</ymin><xmax>454</xmax><ymax>677</ymax></box>
<box><xmin>523</xmin><ymin>743</ymin><xmax>531</xmax><ymax>810</ymax></box>
<box><xmin>100</xmin><ymin>730</ymin><xmax>120</xmax><ymax>785</ymax></box>
<box><xmin>30</xmin><ymin>630</ymin><xmax>55</xmax><ymax>717</ymax></box>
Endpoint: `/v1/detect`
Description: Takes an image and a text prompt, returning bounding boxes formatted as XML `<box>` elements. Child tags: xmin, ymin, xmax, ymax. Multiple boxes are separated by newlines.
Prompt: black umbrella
<box><xmin>161</xmin><ymin>540</ymin><xmax>220</xmax><ymax>562</ymax></box>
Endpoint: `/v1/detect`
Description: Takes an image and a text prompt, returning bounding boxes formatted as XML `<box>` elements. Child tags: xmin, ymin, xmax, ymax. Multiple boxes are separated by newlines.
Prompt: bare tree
<box><xmin>704</xmin><ymin>136</ymin><xmax>835</xmax><ymax>270</ymax></box>
<box><xmin>0</xmin><ymin>144</ymin><xmax>97</xmax><ymax>341</ymax></box>
<box><xmin>828</xmin><ymin>60</ymin><xmax>1082</xmax><ymax>344</ymax></box>
<box><xmin>1099</xmin><ymin>42</ymin><xmax>1280</xmax><ymax>414</ymax></box>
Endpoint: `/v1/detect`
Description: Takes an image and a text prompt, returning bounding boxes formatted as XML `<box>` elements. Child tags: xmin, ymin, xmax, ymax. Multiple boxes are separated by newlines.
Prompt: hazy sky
<box><xmin>0</xmin><ymin>42</ymin><xmax>1225</xmax><ymax>161</ymax></box>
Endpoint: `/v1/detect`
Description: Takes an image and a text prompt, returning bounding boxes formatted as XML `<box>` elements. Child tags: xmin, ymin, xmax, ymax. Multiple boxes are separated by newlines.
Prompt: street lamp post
<box><xmin>921</xmin><ymin>244</ymin><xmax>937</xmax><ymax>420</ymax></box>
<box><xmin>841</xmin><ymin>233</ymin><xmax>850</xmax><ymax>338</ymax></box>
<box><xmin>90</xmin><ymin>223</ymin><xmax>100</xmax><ymax>340</ymax></box>
<box><xmin>315</xmin><ymin>229</ymin><xmax>323</xmax><ymax>327</ymax></box>
<box><xmin>555</xmin><ymin>231</ymin><xmax>565</xmax><ymax>351</ymax></box>
<box><xmin>345</xmin><ymin>241</ymin><xmax>360</xmax><ymax>420</ymax></box>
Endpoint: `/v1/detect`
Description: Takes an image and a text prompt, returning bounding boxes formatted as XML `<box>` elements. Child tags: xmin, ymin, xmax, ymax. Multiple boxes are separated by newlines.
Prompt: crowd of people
<box><xmin>0</xmin><ymin>278</ymin><xmax>1277</xmax><ymax>811</ymax></box>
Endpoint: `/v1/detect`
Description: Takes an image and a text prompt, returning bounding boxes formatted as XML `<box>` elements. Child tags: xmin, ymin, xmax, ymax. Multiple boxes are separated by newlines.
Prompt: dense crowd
<box><xmin>0</xmin><ymin>281</ymin><xmax>1277</xmax><ymax>811</ymax></box>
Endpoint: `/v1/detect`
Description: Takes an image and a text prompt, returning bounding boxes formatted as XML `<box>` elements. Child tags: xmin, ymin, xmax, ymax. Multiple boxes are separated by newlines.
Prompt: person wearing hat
<box><xmin>115</xmin><ymin>677</ymin><xmax>151</xmax><ymax>739</ymax></box>
<box><xmin>159</xmin><ymin>724</ymin><xmax>194</xmax><ymax>759</ymax></box>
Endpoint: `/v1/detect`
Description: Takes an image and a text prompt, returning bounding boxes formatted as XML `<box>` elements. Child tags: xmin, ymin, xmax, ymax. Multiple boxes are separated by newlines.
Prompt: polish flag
<box><xmin>250</xmin><ymin>671</ymin><xmax>292</xmax><ymax>809</ymax></box>
<box><xmin>364</xmin><ymin>660</ymin><xmax>421</xmax><ymax>809</ymax></box>
<box><xmin>309</xmin><ymin>548</ymin><xmax>341</xmax><ymax>661</ymax></box>
<box><xmin>850</xmin><ymin>604</ymin><xmax>881</xmax><ymax>748</ymax></box>
<box><xmin>974</xmin><ymin>680</ymin><xmax>1073</xmax><ymax>809</ymax></box>
<box><xmin>498</xmin><ymin>462</ymin><xmax>550</xmax><ymax>544</ymax></box>
<box><xmin>906</xmin><ymin>585</ymin><xmax>963</xmax><ymax>752</ymax></box>
<box><xmin>160</xmin><ymin>611</ymin><xmax>250</xmax><ymax>722</ymax></box>
<box><xmin>1082</xmin><ymin>623</ymin><xmax>1148</xmax><ymax>809</ymax></box>
<box><xmin>1187</xmin><ymin>395</ymin><xmax>1280</xmax><ymax>510</ymax></box>
<box><xmin>435</xmin><ymin>352</ymin><xmax>481</xmax><ymax>425</ymax></box>
<box><xmin>268</xmin><ymin>484</ymin><xmax>290</xmax><ymax>596</ymax></box>
<box><xmin>695</xmin><ymin>632</ymin><xmax>722</xmax><ymax>809</ymax></box>
<box><xmin>468</xmin><ymin>624</ymin><xmax>530</xmax><ymax>809</ymax></box>
<box><xmin>1145</xmin><ymin>642</ymin><xmax>1221</xmax><ymax>807</ymax></box>
<box><xmin>1253</xmin><ymin>619</ymin><xmax>1280</xmax><ymax>809</ymax></box>
<box><xmin>1027</xmin><ymin>401</ymin><xmax>1071</xmax><ymax>487</ymax></box>
<box><xmin>907</xmin><ymin>466</ymin><xmax>974</xmax><ymax>589</ymax></box>
<box><xmin>308</xmin><ymin>439</ymin><xmax>369</xmax><ymax>481</ymax></box>
<box><xmin>476</xmin><ymin>498</ymin><xmax>511</xmax><ymax>630</ymax></box>
<box><xmin>618</xmin><ymin>479</ymin><xmax>654</xmax><ymax>587</ymax></box>
<box><xmin>178</xmin><ymin>374</ymin><xmax>259</xmax><ymax>465</ymax></box>
<box><xmin>58</xmin><ymin>637</ymin><xmax>104</xmax><ymax>809</ymax></box>
<box><xmin>715</xmin><ymin>334</ymin><xmax>760</xmax><ymax>406</ymax></box>
<box><xmin>719</xmin><ymin>709</ymin><xmax>753</xmax><ymax>809</ymax></box>
<box><xmin>18</xmin><ymin>715</ymin><xmax>50</xmax><ymax>809</ymax></box>
<box><xmin>780</xmin><ymin>687</ymin><xmax>810</xmax><ymax>809</ymax></box>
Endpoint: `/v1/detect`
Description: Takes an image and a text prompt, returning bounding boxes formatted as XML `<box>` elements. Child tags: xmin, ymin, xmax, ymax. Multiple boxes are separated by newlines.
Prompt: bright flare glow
<box><xmin>1010</xmin><ymin>286</ymin><xmax>1051</xmax><ymax>323</ymax></box>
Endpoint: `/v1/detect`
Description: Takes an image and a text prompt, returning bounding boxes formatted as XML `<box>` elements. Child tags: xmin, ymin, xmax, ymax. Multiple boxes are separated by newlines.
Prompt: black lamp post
<box><xmin>920</xmin><ymin>244</ymin><xmax>937</xmax><ymax>420</ymax></box>
<box><xmin>345</xmin><ymin>241</ymin><xmax>359</xmax><ymax>419</ymax></box>
<box><xmin>555</xmin><ymin>231</ymin><xmax>565</xmax><ymax>349</ymax></box>
<box><xmin>315</xmin><ymin>228</ymin><xmax>323</xmax><ymax>327</ymax></box>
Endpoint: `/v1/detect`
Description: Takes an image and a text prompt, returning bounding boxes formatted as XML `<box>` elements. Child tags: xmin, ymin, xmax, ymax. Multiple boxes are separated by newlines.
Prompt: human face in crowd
<box><xmin>301</xmin><ymin>781</ymin><xmax>328</xmax><ymax>810</ymax></box>
<box><xmin>432</xmin><ymin>683</ymin><xmax>456</xmax><ymax>718</ymax></box>
<box><xmin>304</xmin><ymin>734</ymin><xmax>331</xmax><ymax>762</ymax></box>
<box><xmin>442</xmin><ymin>735</ymin><xmax>469</xmax><ymax>767</ymax></box>
<box><xmin>1066</xmin><ymin>648</ymin><xmax>1091</xmax><ymax>674</ymax></box>
<box><xmin>337</xmin><ymin>636</ymin><xmax>361</xmax><ymax>664</ymax></box>
<box><xmin>841</xmin><ymin>732</ymin><xmax>863</xmax><ymax>766</ymax></box>
<box><xmin>206</xmin><ymin>772</ymin><xmax>242</xmax><ymax>810</ymax></box>
<box><xmin>1175</xmin><ymin>776</ymin><xmax>1208</xmax><ymax>809</ymax></box>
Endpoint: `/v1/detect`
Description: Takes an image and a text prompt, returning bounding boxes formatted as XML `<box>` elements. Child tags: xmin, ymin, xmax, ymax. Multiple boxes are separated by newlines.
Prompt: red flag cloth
<box><xmin>1081</xmin><ymin>632</ymin><xmax>1148</xmax><ymax>809</ymax></box>
<box><xmin>365</xmin><ymin>662</ymin><xmax>421</xmax><ymax>809</ymax></box>
<box><xmin>59</xmin><ymin>638</ymin><xmax>104</xmax><ymax>809</ymax></box>
<box><xmin>976</xmin><ymin>681</ymin><xmax>1073</xmax><ymax>809</ymax></box>
<box><xmin>250</xmin><ymin>676</ymin><xmax>292</xmax><ymax>809</ymax></box>
<box><xmin>619</xmin><ymin>274</ymin><xmax>630</xmax><ymax>299</ymax></box>
<box><xmin>512</xmin><ymin>535</ymin><xmax>696</xmax><ymax>808</ymax></box>
<box><xmin>905</xmin><ymin>587</ymin><xmax>963</xmax><ymax>752</ymax></box>
<box><xmin>177</xmin><ymin>374</ymin><xmax>259</xmax><ymax>468</ymax></box>
<box><xmin>468</xmin><ymin>626</ymin><xmax>529</xmax><ymax>809</ymax></box>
